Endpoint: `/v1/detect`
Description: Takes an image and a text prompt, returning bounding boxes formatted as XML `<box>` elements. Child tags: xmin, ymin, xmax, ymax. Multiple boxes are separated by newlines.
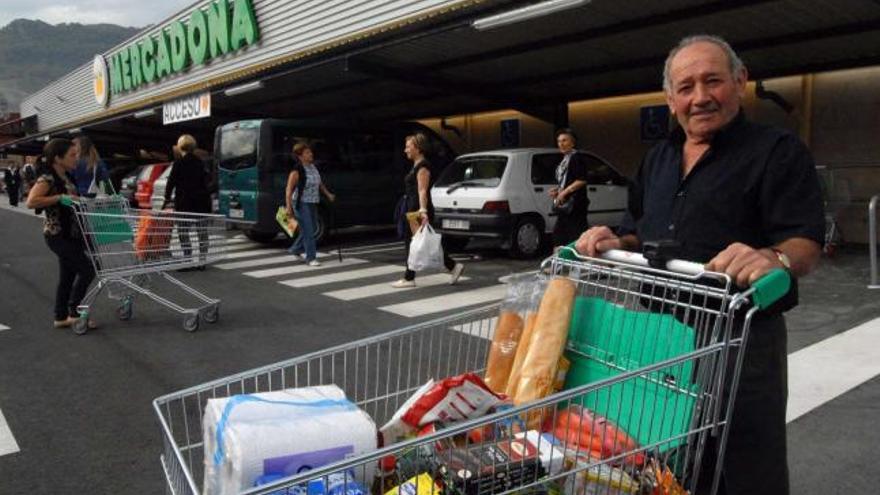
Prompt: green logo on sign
<box><xmin>108</xmin><ymin>0</ymin><xmax>260</xmax><ymax>98</ymax></box>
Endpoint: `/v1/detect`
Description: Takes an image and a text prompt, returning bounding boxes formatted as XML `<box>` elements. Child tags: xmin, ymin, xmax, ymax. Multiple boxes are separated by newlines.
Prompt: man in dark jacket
<box><xmin>3</xmin><ymin>165</ymin><xmax>22</xmax><ymax>206</ymax></box>
<box><xmin>576</xmin><ymin>35</ymin><xmax>824</xmax><ymax>495</ymax></box>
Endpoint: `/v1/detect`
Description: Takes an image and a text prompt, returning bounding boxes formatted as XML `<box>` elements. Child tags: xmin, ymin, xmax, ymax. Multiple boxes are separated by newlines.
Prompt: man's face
<box><xmin>666</xmin><ymin>41</ymin><xmax>747</xmax><ymax>142</ymax></box>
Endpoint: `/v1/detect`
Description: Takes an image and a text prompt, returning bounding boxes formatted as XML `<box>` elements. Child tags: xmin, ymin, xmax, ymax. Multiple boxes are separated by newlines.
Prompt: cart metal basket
<box><xmin>154</xmin><ymin>248</ymin><xmax>789</xmax><ymax>495</ymax></box>
<box><xmin>70</xmin><ymin>196</ymin><xmax>228</xmax><ymax>334</ymax></box>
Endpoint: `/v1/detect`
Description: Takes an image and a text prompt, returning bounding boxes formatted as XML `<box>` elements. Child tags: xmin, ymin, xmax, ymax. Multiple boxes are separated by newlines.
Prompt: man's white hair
<box><xmin>662</xmin><ymin>35</ymin><xmax>746</xmax><ymax>94</ymax></box>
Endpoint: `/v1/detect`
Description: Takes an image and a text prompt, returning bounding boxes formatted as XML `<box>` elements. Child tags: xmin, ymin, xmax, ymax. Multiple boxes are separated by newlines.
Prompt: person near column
<box><xmin>549</xmin><ymin>128</ymin><xmax>589</xmax><ymax>246</ymax></box>
<box><xmin>575</xmin><ymin>35</ymin><xmax>825</xmax><ymax>495</ymax></box>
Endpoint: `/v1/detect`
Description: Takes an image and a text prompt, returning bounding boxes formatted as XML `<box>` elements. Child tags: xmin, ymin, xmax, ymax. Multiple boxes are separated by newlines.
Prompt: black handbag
<box><xmin>553</xmin><ymin>197</ymin><xmax>574</xmax><ymax>215</ymax></box>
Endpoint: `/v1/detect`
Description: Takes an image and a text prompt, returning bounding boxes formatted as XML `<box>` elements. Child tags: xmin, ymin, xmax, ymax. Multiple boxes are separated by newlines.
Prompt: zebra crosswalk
<box><xmin>211</xmin><ymin>236</ymin><xmax>507</xmax><ymax>318</ymax></box>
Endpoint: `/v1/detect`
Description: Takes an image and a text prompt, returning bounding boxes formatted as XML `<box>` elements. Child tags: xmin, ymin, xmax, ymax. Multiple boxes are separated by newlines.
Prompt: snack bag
<box><xmin>381</xmin><ymin>374</ymin><xmax>504</xmax><ymax>444</ymax></box>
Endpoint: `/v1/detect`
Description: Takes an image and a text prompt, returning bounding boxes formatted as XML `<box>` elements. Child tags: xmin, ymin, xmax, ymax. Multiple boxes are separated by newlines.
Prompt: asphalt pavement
<box><xmin>0</xmin><ymin>198</ymin><xmax>878</xmax><ymax>494</ymax></box>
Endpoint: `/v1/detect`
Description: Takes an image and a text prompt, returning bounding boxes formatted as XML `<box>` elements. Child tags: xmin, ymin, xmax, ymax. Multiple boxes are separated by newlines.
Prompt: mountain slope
<box><xmin>0</xmin><ymin>19</ymin><xmax>140</xmax><ymax>113</ymax></box>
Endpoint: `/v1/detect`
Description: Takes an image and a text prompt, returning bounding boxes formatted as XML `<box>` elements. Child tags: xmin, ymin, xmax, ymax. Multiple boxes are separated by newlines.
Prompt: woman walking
<box><xmin>391</xmin><ymin>133</ymin><xmax>464</xmax><ymax>288</ymax></box>
<box><xmin>26</xmin><ymin>138</ymin><xmax>97</xmax><ymax>329</ymax></box>
<box><xmin>285</xmin><ymin>142</ymin><xmax>335</xmax><ymax>266</ymax></box>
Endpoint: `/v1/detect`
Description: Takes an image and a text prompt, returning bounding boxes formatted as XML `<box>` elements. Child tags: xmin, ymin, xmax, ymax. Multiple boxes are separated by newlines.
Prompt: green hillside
<box><xmin>0</xmin><ymin>19</ymin><xmax>140</xmax><ymax>114</ymax></box>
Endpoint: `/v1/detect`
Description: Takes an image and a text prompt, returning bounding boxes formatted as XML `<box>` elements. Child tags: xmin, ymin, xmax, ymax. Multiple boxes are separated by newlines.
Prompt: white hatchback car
<box><xmin>431</xmin><ymin>148</ymin><xmax>629</xmax><ymax>258</ymax></box>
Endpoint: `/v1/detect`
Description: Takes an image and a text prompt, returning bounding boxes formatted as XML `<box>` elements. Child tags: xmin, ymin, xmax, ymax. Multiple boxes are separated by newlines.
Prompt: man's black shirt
<box><xmin>620</xmin><ymin>111</ymin><xmax>825</xmax><ymax>312</ymax></box>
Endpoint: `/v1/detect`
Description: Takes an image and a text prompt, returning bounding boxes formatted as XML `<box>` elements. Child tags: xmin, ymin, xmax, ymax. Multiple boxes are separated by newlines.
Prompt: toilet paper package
<box><xmin>203</xmin><ymin>385</ymin><xmax>377</xmax><ymax>495</ymax></box>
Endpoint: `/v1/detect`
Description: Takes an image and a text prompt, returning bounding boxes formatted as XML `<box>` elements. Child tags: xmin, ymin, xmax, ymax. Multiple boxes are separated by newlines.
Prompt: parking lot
<box><xmin>1</xmin><ymin>198</ymin><xmax>879</xmax><ymax>493</ymax></box>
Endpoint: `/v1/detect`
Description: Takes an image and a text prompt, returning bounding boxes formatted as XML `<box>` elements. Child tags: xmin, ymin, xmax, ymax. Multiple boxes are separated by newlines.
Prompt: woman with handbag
<box><xmin>549</xmin><ymin>128</ymin><xmax>589</xmax><ymax>247</ymax></box>
<box><xmin>71</xmin><ymin>135</ymin><xmax>112</xmax><ymax>198</ymax></box>
<box><xmin>391</xmin><ymin>133</ymin><xmax>464</xmax><ymax>288</ymax></box>
<box><xmin>285</xmin><ymin>142</ymin><xmax>335</xmax><ymax>266</ymax></box>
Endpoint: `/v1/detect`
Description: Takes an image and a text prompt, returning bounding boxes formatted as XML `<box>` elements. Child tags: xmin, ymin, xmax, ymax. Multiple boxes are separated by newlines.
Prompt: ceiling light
<box><xmin>134</xmin><ymin>109</ymin><xmax>156</xmax><ymax>119</ymax></box>
<box><xmin>472</xmin><ymin>0</ymin><xmax>589</xmax><ymax>31</ymax></box>
<box><xmin>224</xmin><ymin>81</ymin><xmax>264</xmax><ymax>97</ymax></box>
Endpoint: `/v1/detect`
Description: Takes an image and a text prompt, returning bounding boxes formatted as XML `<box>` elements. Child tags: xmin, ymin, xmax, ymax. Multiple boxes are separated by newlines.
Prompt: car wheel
<box><xmin>244</xmin><ymin>229</ymin><xmax>277</xmax><ymax>243</ymax></box>
<box><xmin>509</xmin><ymin>216</ymin><xmax>544</xmax><ymax>259</ymax></box>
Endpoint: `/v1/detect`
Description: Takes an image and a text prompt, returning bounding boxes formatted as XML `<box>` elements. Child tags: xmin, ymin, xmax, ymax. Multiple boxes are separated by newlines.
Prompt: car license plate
<box><xmin>443</xmin><ymin>219</ymin><xmax>469</xmax><ymax>230</ymax></box>
<box><xmin>229</xmin><ymin>208</ymin><xmax>244</xmax><ymax>219</ymax></box>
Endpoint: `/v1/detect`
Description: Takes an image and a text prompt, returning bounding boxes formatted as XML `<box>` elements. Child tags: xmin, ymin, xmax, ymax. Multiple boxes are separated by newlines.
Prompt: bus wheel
<box><xmin>244</xmin><ymin>229</ymin><xmax>277</xmax><ymax>243</ymax></box>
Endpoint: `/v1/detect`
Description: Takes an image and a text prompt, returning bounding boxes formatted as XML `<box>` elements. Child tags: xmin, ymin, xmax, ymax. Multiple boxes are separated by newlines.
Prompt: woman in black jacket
<box><xmin>164</xmin><ymin>134</ymin><xmax>212</xmax><ymax>267</ymax></box>
<box><xmin>549</xmin><ymin>128</ymin><xmax>589</xmax><ymax>247</ymax></box>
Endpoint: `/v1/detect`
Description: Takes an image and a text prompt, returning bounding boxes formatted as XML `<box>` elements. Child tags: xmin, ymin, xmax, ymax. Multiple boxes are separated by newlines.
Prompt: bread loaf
<box><xmin>483</xmin><ymin>311</ymin><xmax>524</xmax><ymax>393</ymax></box>
<box><xmin>512</xmin><ymin>277</ymin><xmax>577</xmax><ymax>406</ymax></box>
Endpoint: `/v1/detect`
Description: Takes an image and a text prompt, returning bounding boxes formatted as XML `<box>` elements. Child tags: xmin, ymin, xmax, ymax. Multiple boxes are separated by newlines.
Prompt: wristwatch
<box><xmin>770</xmin><ymin>248</ymin><xmax>791</xmax><ymax>270</ymax></box>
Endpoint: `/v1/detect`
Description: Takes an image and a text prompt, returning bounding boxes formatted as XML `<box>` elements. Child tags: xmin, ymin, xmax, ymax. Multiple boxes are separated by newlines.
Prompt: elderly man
<box><xmin>576</xmin><ymin>35</ymin><xmax>824</xmax><ymax>494</ymax></box>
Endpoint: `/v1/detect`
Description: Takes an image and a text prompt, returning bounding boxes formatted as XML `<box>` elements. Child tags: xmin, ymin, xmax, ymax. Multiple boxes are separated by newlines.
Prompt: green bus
<box><xmin>216</xmin><ymin>119</ymin><xmax>455</xmax><ymax>242</ymax></box>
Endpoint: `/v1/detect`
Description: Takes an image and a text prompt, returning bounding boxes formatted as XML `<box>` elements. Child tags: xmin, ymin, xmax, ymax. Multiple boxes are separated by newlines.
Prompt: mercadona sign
<box><xmin>96</xmin><ymin>0</ymin><xmax>260</xmax><ymax>106</ymax></box>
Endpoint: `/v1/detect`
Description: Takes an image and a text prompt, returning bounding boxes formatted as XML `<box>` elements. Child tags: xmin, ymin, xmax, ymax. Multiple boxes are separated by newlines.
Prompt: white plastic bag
<box><xmin>408</xmin><ymin>223</ymin><xmax>444</xmax><ymax>271</ymax></box>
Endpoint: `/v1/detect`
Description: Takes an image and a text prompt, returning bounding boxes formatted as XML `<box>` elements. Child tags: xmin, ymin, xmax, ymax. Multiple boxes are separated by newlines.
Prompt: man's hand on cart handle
<box><xmin>576</xmin><ymin>226</ymin><xmax>639</xmax><ymax>257</ymax></box>
<box><xmin>705</xmin><ymin>242</ymin><xmax>784</xmax><ymax>288</ymax></box>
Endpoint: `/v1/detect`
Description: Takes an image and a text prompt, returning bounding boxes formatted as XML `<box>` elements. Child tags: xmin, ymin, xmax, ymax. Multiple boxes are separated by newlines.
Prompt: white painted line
<box><xmin>451</xmin><ymin>317</ymin><xmax>498</xmax><ymax>340</ymax></box>
<box><xmin>787</xmin><ymin>316</ymin><xmax>880</xmax><ymax>423</ymax></box>
<box><xmin>244</xmin><ymin>258</ymin><xmax>366</xmax><ymax>279</ymax></box>
<box><xmin>324</xmin><ymin>273</ymin><xmax>471</xmax><ymax>301</ymax></box>
<box><xmin>339</xmin><ymin>245</ymin><xmax>404</xmax><ymax>255</ymax></box>
<box><xmin>380</xmin><ymin>284</ymin><xmax>508</xmax><ymax>318</ymax></box>
<box><xmin>342</xmin><ymin>241</ymin><xmax>402</xmax><ymax>250</ymax></box>
<box><xmin>223</xmin><ymin>237</ymin><xmax>250</xmax><ymax>244</ymax></box>
<box><xmin>0</xmin><ymin>407</ymin><xmax>20</xmax><ymax>457</ymax></box>
<box><xmin>0</xmin><ymin>324</ymin><xmax>9</xmax><ymax>332</ymax></box>
<box><xmin>281</xmin><ymin>265</ymin><xmax>402</xmax><ymax>288</ymax></box>
<box><xmin>216</xmin><ymin>252</ymin><xmax>331</xmax><ymax>270</ymax></box>
<box><xmin>220</xmin><ymin>248</ymin><xmax>286</xmax><ymax>260</ymax></box>
<box><xmin>221</xmin><ymin>242</ymin><xmax>262</xmax><ymax>252</ymax></box>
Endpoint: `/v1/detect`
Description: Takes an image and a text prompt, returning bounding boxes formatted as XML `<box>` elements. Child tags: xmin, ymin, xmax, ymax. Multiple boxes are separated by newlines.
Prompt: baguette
<box><xmin>483</xmin><ymin>311</ymin><xmax>524</xmax><ymax>393</ymax></box>
<box><xmin>512</xmin><ymin>277</ymin><xmax>576</xmax><ymax>406</ymax></box>
<box><xmin>505</xmin><ymin>311</ymin><xmax>538</xmax><ymax>397</ymax></box>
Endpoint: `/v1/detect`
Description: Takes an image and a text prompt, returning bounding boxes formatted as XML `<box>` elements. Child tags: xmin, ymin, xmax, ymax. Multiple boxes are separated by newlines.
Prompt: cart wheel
<box><xmin>72</xmin><ymin>317</ymin><xmax>89</xmax><ymax>335</ymax></box>
<box><xmin>117</xmin><ymin>300</ymin><xmax>133</xmax><ymax>321</ymax></box>
<box><xmin>183</xmin><ymin>314</ymin><xmax>199</xmax><ymax>332</ymax></box>
<box><xmin>203</xmin><ymin>305</ymin><xmax>219</xmax><ymax>324</ymax></box>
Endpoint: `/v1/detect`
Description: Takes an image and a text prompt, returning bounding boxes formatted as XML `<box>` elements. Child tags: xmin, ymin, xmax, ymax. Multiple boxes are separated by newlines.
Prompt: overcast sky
<box><xmin>0</xmin><ymin>0</ymin><xmax>188</xmax><ymax>29</ymax></box>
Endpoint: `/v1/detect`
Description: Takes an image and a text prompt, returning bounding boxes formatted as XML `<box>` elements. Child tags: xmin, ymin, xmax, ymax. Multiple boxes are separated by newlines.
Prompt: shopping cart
<box><xmin>70</xmin><ymin>196</ymin><xmax>228</xmax><ymax>334</ymax></box>
<box><xmin>153</xmin><ymin>247</ymin><xmax>789</xmax><ymax>495</ymax></box>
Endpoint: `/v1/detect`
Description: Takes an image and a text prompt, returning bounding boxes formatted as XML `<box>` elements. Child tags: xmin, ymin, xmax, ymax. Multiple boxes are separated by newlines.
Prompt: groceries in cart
<box><xmin>203</xmin><ymin>385</ymin><xmax>377</xmax><ymax>495</ymax></box>
<box><xmin>160</xmin><ymin>250</ymin><xmax>792</xmax><ymax>495</ymax></box>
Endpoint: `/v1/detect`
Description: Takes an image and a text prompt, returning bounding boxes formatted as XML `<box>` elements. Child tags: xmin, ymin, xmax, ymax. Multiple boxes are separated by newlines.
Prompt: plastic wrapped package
<box><xmin>512</xmin><ymin>277</ymin><xmax>577</xmax><ymax>406</ymax></box>
<box><xmin>505</xmin><ymin>278</ymin><xmax>549</xmax><ymax>397</ymax></box>
<box><xmin>202</xmin><ymin>385</ymin><xmax>377</xmax><ymax>495</ymax></box>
